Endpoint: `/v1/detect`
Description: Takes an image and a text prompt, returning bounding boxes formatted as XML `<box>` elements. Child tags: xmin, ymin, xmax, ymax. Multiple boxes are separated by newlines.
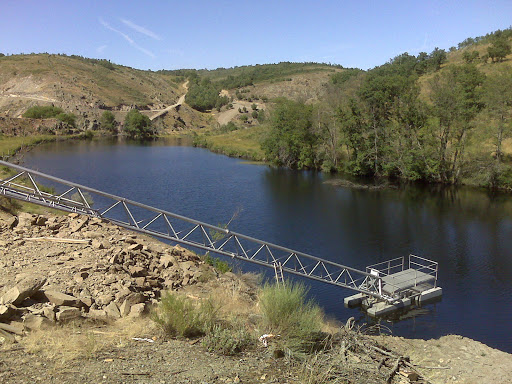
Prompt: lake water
<box><xmin>21</xmin><ymin>138</ymin><xmax>512</xmax><ymax>352</ymax></box>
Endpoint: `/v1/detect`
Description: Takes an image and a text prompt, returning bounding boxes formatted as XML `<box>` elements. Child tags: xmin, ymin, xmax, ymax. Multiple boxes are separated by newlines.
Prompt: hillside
<box><xmin>0</xmin><ymin>54</ymin><xmax>201</xmax><ymax>133</ymax></box>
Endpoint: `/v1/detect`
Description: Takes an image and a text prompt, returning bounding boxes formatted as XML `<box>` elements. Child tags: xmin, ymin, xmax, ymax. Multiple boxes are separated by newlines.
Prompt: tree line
<box><xmin>263</xmin><ymin>44</ymin><xmax>512</xmax><ymax>189</ymax></box>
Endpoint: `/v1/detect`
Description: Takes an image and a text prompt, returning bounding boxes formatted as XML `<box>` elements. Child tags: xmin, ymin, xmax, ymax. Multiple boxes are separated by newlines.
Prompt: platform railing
<box><xmin>366</xmin><ymin>254</ymin><xmax>438</xmax><ymax>297</ymax></box>
<box><xmin>409</xmin><ymin>254</ymin><xmax>438</xmax><ymax>288</ymax></box>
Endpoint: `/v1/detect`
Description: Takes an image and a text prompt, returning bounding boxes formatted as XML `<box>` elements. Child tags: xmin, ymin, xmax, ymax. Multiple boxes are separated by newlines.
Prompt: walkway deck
<box><xmin>381</xmin><ymin>268</ymin><xmax>436</xmax><ymax>296</ymax></box>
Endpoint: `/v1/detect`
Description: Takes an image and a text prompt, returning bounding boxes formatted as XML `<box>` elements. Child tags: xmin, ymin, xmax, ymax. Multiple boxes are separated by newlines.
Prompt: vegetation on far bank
<box><xmin>192</xmin><ymin>29</ymin><xmax>512</xmax><ymax>191</ymax></box>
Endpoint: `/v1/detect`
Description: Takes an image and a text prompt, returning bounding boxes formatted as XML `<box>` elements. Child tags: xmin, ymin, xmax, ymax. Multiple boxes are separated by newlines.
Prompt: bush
<box><xmin>80</xmin><ymin>130</ymin><xmax>94</xmax><ymax>140</ymax></box>
<box><xmin>124</xmin><ymin>109</ymin><xmax>156</xmax><ymax>139</ymax></box>
<box><xmin>258</xmin><ymin>282</ymin><xmax>323</xmax><ymax>339</ymax></box>
<box><xmin>203</xmin><ymin>253</ymin><xmax>232</xmax><ymax>273</ymax></box>
<box><xmin>23</xmin><ymin>105</ymin><xmax>63</xmax><ymax>119</ymax></box>
<box><xmin>100</xmin><ymin>111</ymin><xmax>117</xmax><ymax>133</ymax></box>
<box><xmin>152</xmin><ymin>292</ymin><xmax>217</xmax><ymax>338</ymax></box>
<box><xmin>202</xmin><ymin>323</ymin><xmax>252</xmax><ymax>355</ymax></box>
<box><xmin>219</xmin><ymin>122</ymin><xmax>239</xmax><ymax>133</ymax></box>
<box><xmin>56</xmin><ymin>113</ymin><xmax>76</xmax><ymax>127</ymax></box>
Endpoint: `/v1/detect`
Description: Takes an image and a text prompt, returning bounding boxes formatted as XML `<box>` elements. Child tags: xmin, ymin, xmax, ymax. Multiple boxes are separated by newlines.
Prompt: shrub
<box><xmin>100</xmin><ymin>111</ymin><xmax>117</xmax><ymax>133</ymax></box>
<box><xmin>203</xmin><ymin>253</ymin><xmax>232</xmax><ymax>273</ymax></box>
<box><xmin>251</xmin><ymin>110</ymin><xmax>259</xmax><ymax>119</ymax></box>
<box><xmin>56</xmin><ymin>113</ymin><xmax>76</xmax><ymax>127</ymax></box>
<box><xmin>124</xmin><ymin>109</ymin><xmax>156</xmax><ymax>139</ymax></box>
<box><xmin>80</xmin><ymin>130</ymin><xmax>94</xmax><ymax>140</ymax></box>
<box><xmin>219</xmin><ymin>122</ymin><xmax>239</xmax><ymax>133</ymax></box>
<box><xmin>152</xmin><ymin>292</ymin><xmax>217</xmax><ymax>338</ymax></box>
<box><xmin>202</xmin><ymin>323</ymin><xmax>252</xmax><ymax>355</ymax></box>
<box><xmin>258</xmin><ymin>281</ymin><xmax>323</xmax><ymax>339</ymax></box>
<box><xmin>23</xmin><ymin>105</ymin><xmax>63</xmax><ymax>119</ymax></box>
<box><xmin>0</xmin><ymin>196</ymin><xmax>22</xmax><ymax>214</ymax></box>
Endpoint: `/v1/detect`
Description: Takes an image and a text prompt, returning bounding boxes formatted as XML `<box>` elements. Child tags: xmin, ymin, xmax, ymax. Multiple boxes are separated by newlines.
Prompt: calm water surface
<box><xmin>22</xmin><ymin>139</ymin><xmax>512</xmax><ymax>352</ymax></box>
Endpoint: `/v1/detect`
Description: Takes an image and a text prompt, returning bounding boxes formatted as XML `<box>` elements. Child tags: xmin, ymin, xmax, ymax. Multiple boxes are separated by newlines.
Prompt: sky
<box><xmin>2</xmin><ymin>1</ymin><xmax>512</xmax><ymax>71</ymax></box>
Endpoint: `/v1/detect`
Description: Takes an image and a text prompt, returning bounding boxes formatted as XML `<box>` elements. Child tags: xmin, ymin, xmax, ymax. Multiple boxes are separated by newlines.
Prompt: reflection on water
<box><xmin>21</xmin><ymin>139</ymin><xmax>512</xmax><ymax>352</ymax></box>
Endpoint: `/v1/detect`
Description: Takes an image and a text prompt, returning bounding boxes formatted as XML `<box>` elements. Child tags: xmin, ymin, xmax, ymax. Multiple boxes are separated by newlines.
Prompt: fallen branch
<box><xmin>25</xmin><ymin>237</ymin><xmax>91</xmax><ymax>244</ymax></box>
<box><xmin>386</xmin><ymin>357</ymin><xmax>403</xmax><ymax>384</ymax></box>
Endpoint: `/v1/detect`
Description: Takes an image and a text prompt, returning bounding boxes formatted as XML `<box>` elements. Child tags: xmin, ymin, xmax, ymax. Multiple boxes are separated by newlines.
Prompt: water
<box><xmin>21</xmin><ymin>138</ymin><xmax>512</xmax><ymax>352</ymax></box>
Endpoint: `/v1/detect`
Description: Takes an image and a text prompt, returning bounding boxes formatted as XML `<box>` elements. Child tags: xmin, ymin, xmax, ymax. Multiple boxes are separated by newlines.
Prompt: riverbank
<box><xmin>0</xmin><ymin>207</ymin><xmax>511</xmax><ymax>383</ymax></box>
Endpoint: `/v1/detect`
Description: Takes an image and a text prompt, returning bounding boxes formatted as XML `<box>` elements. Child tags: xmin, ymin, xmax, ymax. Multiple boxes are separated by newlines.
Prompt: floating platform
<box><xmin>344</xmin><ymin>255</ymin><xmax>442</xmax><ymax>317</ymax></box>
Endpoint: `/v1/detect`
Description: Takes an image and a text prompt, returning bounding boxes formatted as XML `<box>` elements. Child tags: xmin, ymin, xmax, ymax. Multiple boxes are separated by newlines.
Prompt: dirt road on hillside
<box><xmin>150</xmin><ymin>80</ymin><xmax>189</xmax><ymax>121</ymax></box>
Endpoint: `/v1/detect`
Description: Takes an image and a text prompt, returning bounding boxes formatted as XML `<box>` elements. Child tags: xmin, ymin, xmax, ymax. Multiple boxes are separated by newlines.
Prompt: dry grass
<box><xmin>20</xmin><ymin>318</ymin><xmax>158</xmax><ymax>363</ymax></box>
<box><xmin>210</xmin><ymin>274</ymin><xmax>260</xmax><ymax>321</ymax></box>
<box><xmin>197</xmin><ymin>125</ymin><xmax>268</xmax><ymax>161</ymax></box>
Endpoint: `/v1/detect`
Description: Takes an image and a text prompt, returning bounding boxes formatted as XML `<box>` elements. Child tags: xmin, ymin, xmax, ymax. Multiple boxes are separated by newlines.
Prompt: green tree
<box><xmin>100</xmin><ymin>110</ymin><xmax>117</xmax><ymax>133</ymax></box>
<box><xmin>262</xmin><ymin>99</ymin><xmax>318</xmax><ymax>169</ymax></box>
<box><xmin>185</xmin><ymin>77</ymin><xmax>227</xmax><ymax>112</ymax></box>
<box><xmin>124</xmin><ymin>109</ymin><xmax>155</xmax><ymax>139</ymax></box>
<box><xmin>462</xmin><ymin>50</ymin><xmax>480</xmax><ymax>64</ymax></box>
<box><xmin>429</xmin><ymin>65</ymin><xmax>485</xmax><ymax>182</ymax></box>
<box><xmin>481</xmin><ymin>67</ymin><xmax>512</xmax><ymax>187</ymax></box>
<box><xmin>428</xmin><ymin>47</ymin><xmax>447</xmax><ymax>71</ymax></box>
<box><xmin>487</xmin><ymin>37</ymin><xmax>511</xmax><ymax>62</ymax></box>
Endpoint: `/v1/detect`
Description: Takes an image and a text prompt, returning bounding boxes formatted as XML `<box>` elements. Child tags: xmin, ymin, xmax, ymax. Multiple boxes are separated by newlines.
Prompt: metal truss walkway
<box><xmin>0</xmin><ymin>160</ymin><xmax>430</xmax><ymax>303</ymax></box>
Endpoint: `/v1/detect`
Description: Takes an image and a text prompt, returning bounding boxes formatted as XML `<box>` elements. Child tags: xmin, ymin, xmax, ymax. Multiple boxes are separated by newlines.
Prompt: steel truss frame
<box><xmin>0</xmin><ymin>160</ymin><xmax>397</xmax><ymax>302</ymax></box>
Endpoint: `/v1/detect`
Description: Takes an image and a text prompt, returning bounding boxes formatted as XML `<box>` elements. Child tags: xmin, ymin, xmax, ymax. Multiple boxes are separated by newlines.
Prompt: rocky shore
<box><xmin>0</xmin><ymin>210</ymin><xmax>232</xmax><ymax>336</ymax></box>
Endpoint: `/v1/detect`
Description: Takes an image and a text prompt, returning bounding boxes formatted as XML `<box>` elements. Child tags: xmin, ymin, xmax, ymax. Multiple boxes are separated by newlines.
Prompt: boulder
<box><xmin>43</xmin><ymin>291</ymin><xmax>82</xmax><ymax>307</ymax></box>
<box><xmin>80</xmin><ymin>296</ymin><xmax>94</xmax><ymax>308</ymax></box>
<box><xmin>1</xmin><ymin>276</ymin><xmax>47</xmax><ymax>306</ymax></box>
<box><xmin>86</xmin><ymin>309</ymin><xmax>108</xmax><ymax>321</ymax></box>
<box><xmin>0</xmin><ymin>321</ymin><xmax>24</xmax><ymax>335</ymax></box>
<box><xmin>69</xmin><ymin>217</ymin><xmax>88</xmax><ymax>233</ymax></box>
<box><xmin>17</xmin><ymin>212</ymin><xmax>35</xmax><ymax>228</ymax></box>
<box><xmin>119</xmin><ymin>293</ymin><xmax>145</xmax><ymax>317</ymax></box>
<box><xmin>7</xmin><ymin>216</ymin><xmax>18</xmax><ymax>229</ymax></box>
<box><xmin>96</xmin><ymin>294</ymin><xmax>114</xmax><ymax>307</ymax></box>
<box><xmin>24</xmin><ymin>314</ymin><xmax>53</xmax><ymax>330</ymax></box>
<box><xmin>159</xmin><ymin>254</ymin><xmax>175</xmax><ymax>268</ymax></box>
<box><xmin>0</xmin><ymin>305</ymin><xmax>15</xmax><ymax>320</ymax></box>
<box><xmin>42</xmin><ymin>306</ymin><xmax>56</xmax><ymax>322</ymax></box>
<box><xmin>128</xmin><ymin>265</ymin><xmax>147</xmax><ymax>277</ymax></box>
<box><xmin>127</xmin><ymin>243</ymin><xmax>143</xmax><ymax>251</ymax></box>
<box><xmin>179</xmin><ymin>261</ymin><xmax>195</xmax><ymax>272</ymax></box>
<box><xmin>56</xmin><ymin>306</ymin><xmax>82</xmax><ymax>322</ymax></box>
<box><xmin>92</xmin><ymin>239</ymin><xmax>110</xmax><ymax>249</ymax></box>
<box><xmin>128</xmin><ymin>303</ymin><xmax>146</xmax><ymax>318</ymax></box>
<box><xmin>34</xmin><ymin>216</ymin><xmax>48</xmax><ymax>226</ymax></box>
<box><xmin>104</xmin><ymin>302</ymin><xmax>121</xmax><ymax>319</ymax></box>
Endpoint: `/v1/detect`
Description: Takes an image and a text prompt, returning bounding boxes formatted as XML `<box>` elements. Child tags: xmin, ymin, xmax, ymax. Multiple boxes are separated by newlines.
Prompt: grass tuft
<box><xmin>151</xmin><ymin>292</ymin><xmax>218</xmax><ymax>338</ymax></box>
<box><xmin>202</xmin><ymin>322</ymin><xmax>253</xmax><ymax>355</ymax></box>
<box><xmin>258</xmin><ymin>281</ymin><xmax>324</xmax><ymax>341</ymax></box>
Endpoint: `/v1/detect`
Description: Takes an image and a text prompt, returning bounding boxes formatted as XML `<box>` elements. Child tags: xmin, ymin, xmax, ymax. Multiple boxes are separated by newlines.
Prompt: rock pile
<box><xmin>0</xmin><ymin>211</ymin><xmax>221</xmax><ymax>340</ymax></box>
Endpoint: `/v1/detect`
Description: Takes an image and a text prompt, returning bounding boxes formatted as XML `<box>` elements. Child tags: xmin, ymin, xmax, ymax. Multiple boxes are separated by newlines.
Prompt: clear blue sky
<box><xmin>2</xmin><ymin>1</ymin><xmax>511</xmax><ymax>71</ymax></box>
